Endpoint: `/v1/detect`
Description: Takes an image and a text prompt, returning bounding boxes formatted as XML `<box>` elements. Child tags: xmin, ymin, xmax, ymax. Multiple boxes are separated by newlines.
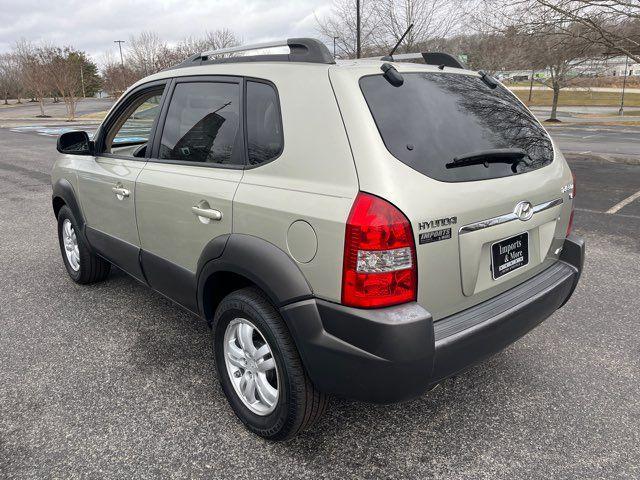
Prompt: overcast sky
<box><xmin>0</xmin><ymin>0</ymin><xmax>332</xmax><ymax>62</ymax></box>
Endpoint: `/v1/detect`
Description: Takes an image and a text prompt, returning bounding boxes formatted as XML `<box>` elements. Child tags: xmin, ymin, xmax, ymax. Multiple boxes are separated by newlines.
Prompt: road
<box><xmin>0</xmin><ymin>126</ymin><xmax>639</xmax><ymax>479</ymax></box>
<box><xmin>0</xmin><ymin>98</ymin><xmax>112</xmax><ymax>122</ymax></box>
<box><xmin>548</xmin><ymin>124</ymin><xmax>640</xmax><ymax>158</ymax></box>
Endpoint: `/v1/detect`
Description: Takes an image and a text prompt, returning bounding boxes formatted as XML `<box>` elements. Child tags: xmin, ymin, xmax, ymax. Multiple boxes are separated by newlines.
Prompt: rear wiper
<box><xmin>446</xmin><ymin>148</ymin><xmax>532</xmax><ymax>169</ymax></box>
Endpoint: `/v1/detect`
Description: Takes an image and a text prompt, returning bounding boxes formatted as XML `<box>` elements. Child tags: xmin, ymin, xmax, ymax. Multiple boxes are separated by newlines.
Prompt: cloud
<box><xmin>0</xmin><ymin>0</ymin><xmax>331</xmax><ymax>62</ymax></box>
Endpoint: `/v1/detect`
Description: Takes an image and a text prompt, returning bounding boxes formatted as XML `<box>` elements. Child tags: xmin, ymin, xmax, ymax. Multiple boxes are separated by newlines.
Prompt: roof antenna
<box><xmin>381</xmin><ymin>23</ymin><xmax>414</xmax><ymax>62</ymax></box>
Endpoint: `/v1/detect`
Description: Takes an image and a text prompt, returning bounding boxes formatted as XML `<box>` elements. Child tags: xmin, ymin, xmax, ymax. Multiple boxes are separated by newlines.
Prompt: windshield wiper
<box><xmin>446</xmin><ymin>148</ymin><xmax>532</xmax><ymax>169</ymax></box>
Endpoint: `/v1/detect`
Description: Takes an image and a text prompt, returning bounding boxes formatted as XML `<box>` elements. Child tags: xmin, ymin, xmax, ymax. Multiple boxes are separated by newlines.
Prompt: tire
<box><xmin>213</xmin><ymin>287</ymin><xmax>328</xmax><ymax>440</ymax></box>
<box><xmin>57</xmin><ymin>205</ymin><xmax>110</xmax><ymax>284</ymax></box>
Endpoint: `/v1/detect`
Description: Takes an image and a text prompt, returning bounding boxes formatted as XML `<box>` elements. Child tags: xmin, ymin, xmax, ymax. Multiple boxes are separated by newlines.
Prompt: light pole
<box><xmin>80</xmin><ymin>65</ymin><xmax>86</xmax><ymax>98</ymax></box>
<box><xmin>528</xmin><ymin>68</ymin><xmax>535</xmax><ymax>103</ymax></box>
<box><xmin>356</xmin><ymin>0</ymin><xmax>361</xmax><ymax>59</ymax></box>
<box><xmin>619</xmin><ymin>55</ymin><xmax>629</xmax><ymax>116</ymax></box>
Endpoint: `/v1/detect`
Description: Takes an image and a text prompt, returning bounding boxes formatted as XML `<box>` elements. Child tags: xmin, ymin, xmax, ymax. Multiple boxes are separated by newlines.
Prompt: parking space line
<box><xmin>575</xmin><ymin>207</ymin><xmax>640</xmax><ymax>219</ymax></box>
<box><xmin>606</xmin><ymin>190</ymin><xmax>640</xmax><ymax>214</ymax></box>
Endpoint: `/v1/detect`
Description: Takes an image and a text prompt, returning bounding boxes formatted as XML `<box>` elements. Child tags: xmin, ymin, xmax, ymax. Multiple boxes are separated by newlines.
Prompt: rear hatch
<box><xmin>330</xmin><ymin>65</ymin><xmax>574</xmax><ymax>320</ymax></box>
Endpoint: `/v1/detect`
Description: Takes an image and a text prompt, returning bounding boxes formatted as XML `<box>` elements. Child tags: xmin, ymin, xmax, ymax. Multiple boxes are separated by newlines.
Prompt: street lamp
<box><xmin>79</xmin><ymin>65</ymin><xmax>86</xmax><ymax>98</ymax></box>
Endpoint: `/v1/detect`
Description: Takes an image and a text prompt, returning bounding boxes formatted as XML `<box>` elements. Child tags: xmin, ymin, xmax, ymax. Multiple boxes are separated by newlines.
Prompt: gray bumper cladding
<box><xmin>280</xmin><ymin>235</ymin><xmax>585</xmax><ymax>404</ymax></box>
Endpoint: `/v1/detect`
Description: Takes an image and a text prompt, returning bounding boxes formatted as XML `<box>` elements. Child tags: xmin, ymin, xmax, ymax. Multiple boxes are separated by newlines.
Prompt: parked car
<box><xmin>52</xmin><ymin>38</ymin><xmax>584</xmax><ymax>440</ymax></box>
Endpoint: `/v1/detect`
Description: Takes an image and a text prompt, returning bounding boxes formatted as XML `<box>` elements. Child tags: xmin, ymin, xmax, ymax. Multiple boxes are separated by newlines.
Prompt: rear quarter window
<box><xmin>246</xmin><ymin>80</ymin><xmax>283</xmax><ymax>166</ymax></box>
<box><xmin>359</xmin><ymin>72</ymin><xmax>554</xmax><ymax>182</ymax></box>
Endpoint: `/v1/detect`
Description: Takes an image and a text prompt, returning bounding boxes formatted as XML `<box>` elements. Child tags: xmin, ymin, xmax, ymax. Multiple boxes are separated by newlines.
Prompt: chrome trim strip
<box><xmin>459</xmin><ymin>198</ymin><xmax>563</xmax><ymax>235</ymax></box>
<box><xmin>532</xmin><ymin>197</ymin><xmax>564</xmax><ymax>214</ymax></box>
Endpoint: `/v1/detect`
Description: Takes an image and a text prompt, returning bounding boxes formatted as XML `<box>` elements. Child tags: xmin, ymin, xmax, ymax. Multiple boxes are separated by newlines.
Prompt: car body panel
<box><xmin>231</xmin><ymin>64</ymin><xmax>359</xmax><ymax>303</ymax></box>
<box><xmin>329</xmin><ymin>63</ymin><xmax>574</xmax><ymax>320</ymax></box>
<box><xmin>135</xmin><ymin>162</ymin><xmax>242</xmax><ymax>273</ymax></box>
<box><xmin>75</xmin><ymin>155</ymin><xmax>144</xmax><ymax>247</ymax></box>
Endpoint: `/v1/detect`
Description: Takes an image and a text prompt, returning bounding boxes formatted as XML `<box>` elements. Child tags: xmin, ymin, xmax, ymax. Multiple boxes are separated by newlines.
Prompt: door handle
<box><xmin>192</xmin><ymin>205</ymin><xmax>223</xmax><ymax>223</ymax></box>
<box><xmin>112</xmin><ymin>186</ymin><xmax>130</xmax><ymax>200</ymax></box>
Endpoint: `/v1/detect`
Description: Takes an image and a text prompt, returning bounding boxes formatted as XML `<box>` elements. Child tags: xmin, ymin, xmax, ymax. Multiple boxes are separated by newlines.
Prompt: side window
<box><xmin>246</xmin><ymin>81</ymin><xmax>283</xmax><ymax>165</ymax></box>
<box><xmin>158</xmin><ymin>82</ymin><xmax>241</xmax><ymax>165</ymax></box>
<box><xmin>104</xmin><ymin>88</ymin><xmax>164</xmax><ymax>158</ymax></box>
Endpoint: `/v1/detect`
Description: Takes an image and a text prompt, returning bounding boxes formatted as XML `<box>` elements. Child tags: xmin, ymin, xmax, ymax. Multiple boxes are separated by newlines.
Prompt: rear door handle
<box><xmin>192</xmin><ymin>205</ymin><xmax>223</xmax><ymax>223</ymax></box>
<box><xmin>112</xmin><ymin>185</ymin><xmax>130</xmax><ymax>199</ymax></box>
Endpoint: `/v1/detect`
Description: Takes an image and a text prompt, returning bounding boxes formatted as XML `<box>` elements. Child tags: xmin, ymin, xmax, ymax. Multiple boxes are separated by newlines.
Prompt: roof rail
<box><xmin>373</xmin><ymin>52</ymin><xmax>467</xmax><ymax>69</ymax></box>
<box><xmin>172</xmin><ymin>38</ymin><xmax>335</xmax><ymax>69</ymax></box>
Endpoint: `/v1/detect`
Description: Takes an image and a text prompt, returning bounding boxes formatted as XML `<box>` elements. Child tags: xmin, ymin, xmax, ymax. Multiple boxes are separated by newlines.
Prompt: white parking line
<box><xmin>575</xmin><ymin>207</ymin><xmax>640</xmax><ymax>219</ymax></box>
<box><xmin>606</xmin><ymin>190</ymin><xmax>640</xmax><ymax>214</ymax></box>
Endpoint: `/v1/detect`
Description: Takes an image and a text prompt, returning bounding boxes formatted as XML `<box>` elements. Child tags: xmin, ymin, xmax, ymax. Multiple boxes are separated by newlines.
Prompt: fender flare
<box><xmin>52</xmin><ymin>178</ymin><xmax>85</xmax><ymax>228</ymax></box>
<box><xmin>196</xmin><ymin>234</ymin><xmax>314</xmax><ymax>320</ymax></box>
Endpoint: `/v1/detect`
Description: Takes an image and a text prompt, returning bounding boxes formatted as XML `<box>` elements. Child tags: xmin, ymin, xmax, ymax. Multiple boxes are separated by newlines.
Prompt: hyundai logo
<box><xmin>514</xmin><ymin>201</ymin><xmax>534</xmax><ymax>221</ymax></box>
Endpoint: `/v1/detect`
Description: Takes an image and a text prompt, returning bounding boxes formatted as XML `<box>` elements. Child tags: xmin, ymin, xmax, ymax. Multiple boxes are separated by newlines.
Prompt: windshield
<box><xmin>359</xmin><ymin>72</ymin><xmax>554</xmax><ymax>182</ymax></box>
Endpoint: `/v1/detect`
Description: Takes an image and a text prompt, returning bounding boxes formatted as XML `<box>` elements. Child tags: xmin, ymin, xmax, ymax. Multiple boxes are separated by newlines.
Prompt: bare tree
<box><xmin>172</xmin><ymin>29</ymin><xmax>241</xmax><ymax>59</ymax></box>
<box><xmin>127</xmin><ymin>32</ymin><xmax>173</xmax><ymax>76</ymax></box>
<box><xmin>14</xmin><ymin>40</ymin><xmax>52</xmax><ymax>117</ymax></box>
<box><xmin>528</xmin><ymin>31</ymin><xmax>600</xmax><ymax>120</ymax></box>
<box><xmin>47</xmin><ymin>47</ymin><xmax>86</xmax><ymax>121</ymax></box>
<box><xmin>203</xmin><ymin>28</ymin><xmax>241</xmax><ymax>55</ymax></box>
<box><xmin>0</xmin><ymin>54</ymin><xmax>21</xmax><ymax>104</ymax></box>
<box><xmin>526</xmin><ymin>0</ymin><xmax>640</xmax><ymax>63</ymax></box>
<box><xmin>373</xmin><ymin>0</ymin><xmax>459</xmax><ymax>52</ymax></box>
<box><xmin>316</xmin><ymin>0</ymin><xmax>382</xmax><ymax>58</ymax></box>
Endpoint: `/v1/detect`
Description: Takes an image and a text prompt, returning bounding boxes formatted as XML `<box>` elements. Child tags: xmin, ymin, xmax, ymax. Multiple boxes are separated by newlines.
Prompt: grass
<box><xmin>512</xmin><ymin>90</ymin><xmax>640</xmax><ymax>107</ymax></box>
<box><xmin>79</xmin><ymin>110</ymin><xmax>110</xmax><ymax>120</ymax></box>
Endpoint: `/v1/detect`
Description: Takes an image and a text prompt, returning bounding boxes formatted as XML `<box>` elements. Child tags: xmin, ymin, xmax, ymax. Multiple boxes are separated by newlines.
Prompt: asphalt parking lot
<box><xmin>547</xmin><ymin>124</ymin><xmax>640</xmax><ymax>159</ymax></box>
<box><xmin>0</xmin><ymin>125</ymin><xmax>639</xmax><ymax>479</ymax></box>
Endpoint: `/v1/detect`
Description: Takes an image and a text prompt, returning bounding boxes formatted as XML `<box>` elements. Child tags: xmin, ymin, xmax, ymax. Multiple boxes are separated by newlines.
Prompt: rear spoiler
<box><xmin>376</xmin><ymin>52</ymin><xmax>467</xmax><ymax>69</ymax></box>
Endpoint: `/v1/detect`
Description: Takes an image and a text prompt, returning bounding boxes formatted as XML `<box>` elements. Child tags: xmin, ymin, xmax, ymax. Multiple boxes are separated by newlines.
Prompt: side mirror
<box><xmin>57</xmin><ymin>131</ymin><xmax>93</xmax><ymax>155</ymax></box>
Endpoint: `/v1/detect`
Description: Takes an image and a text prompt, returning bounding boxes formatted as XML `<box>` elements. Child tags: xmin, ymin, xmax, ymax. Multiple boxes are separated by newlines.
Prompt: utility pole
<box><xmin>114</xmin><ymin>40</ymin><xmax>126</xmax><ymax>93</ymax></box>
<box><xmin>356</xmin><ymin>0</ymin><xmax>361</xmax><ymax>59</ymax></box>
<box><xmin>619</xmin><ymin>55</ymin><xmax>629</xmax><ymax>116</ymax></box>
<box><xmin>114</xmin><ymin>40</ymin><xmax>125</xmax><ymax>67</ymax></box>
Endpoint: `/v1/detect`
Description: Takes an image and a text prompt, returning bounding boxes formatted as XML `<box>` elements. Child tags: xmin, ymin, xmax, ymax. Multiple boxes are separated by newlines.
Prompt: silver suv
<box><xmin>52</xmin><ymin>38</ymin><xmax>584</xmax><ymax>440</ymax></box>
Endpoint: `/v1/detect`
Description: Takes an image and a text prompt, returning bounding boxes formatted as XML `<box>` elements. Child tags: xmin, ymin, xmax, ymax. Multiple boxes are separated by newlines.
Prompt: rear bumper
<box><xmin>281</xmin><ymin>235</ymin><xmax>584</xmax><ymax>404</ymax></box>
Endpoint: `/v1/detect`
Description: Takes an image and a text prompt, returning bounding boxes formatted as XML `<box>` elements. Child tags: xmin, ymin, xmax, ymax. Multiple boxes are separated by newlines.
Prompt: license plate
<box><xmin>491</xmin><ymin>232</ymin><xmax>529</xmax><ymax>279</ymax></box>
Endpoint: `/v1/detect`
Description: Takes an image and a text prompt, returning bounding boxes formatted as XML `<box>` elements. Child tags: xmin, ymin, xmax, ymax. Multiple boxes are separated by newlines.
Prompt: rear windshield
<box><xmin>359</xmin><ymin>72</ymin><xmax>554</xmax><ymax>182</ymax></box>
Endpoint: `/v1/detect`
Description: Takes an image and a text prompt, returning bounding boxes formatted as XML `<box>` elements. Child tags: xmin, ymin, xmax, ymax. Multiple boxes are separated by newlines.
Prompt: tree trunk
<box><xmin>38</xmin><ymin>97</ymin><xmax>45</xmax><ymax>117</ymax></box>
<box><xmin>3</xmin><ymin>92</ymin><xmax>7</xmax><ymax>105</ymax></box>
<box><xmin>64</xmin><ymin>93</ymin><xmax>76</xmax><ymax>121</ymax></box>
<box><xmin>549</xmin><ymin>84</ymin><xmax>560</xmax><ymax>121</ymax></box>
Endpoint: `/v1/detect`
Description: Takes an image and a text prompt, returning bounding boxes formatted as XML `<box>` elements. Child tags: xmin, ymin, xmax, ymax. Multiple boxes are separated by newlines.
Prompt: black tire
<box><xmin>57</xmin><ymin>205</ymin><xmax>110</xmax><ymax>284</ymax></box>
<box><xmin>213</xmin><ymin>287</ymin><xmax>328</xmax><ymax>441</ymax></box>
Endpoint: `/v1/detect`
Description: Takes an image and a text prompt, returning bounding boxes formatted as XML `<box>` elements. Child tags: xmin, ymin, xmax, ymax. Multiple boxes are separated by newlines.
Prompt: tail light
<box><xmin>342</xmin><ymin>192</ymin><xmax>417</xmax><ymax>308</ymax></box>
<box><xmin>566</xmin><ymin>171</ymin><xmax>576</xmax><ymax>236</ymax></box>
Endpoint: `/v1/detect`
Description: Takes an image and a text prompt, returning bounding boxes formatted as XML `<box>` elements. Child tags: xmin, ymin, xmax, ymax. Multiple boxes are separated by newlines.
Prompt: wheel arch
<box><xmin>197</xmin><ymin>234</ymin><xmax>314</xmax><ymax>325</ymax></box>
<box><xmin>52</xmin><ymin>178</ymin><xmax>85</xmax><ymax>228</ymax></box>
